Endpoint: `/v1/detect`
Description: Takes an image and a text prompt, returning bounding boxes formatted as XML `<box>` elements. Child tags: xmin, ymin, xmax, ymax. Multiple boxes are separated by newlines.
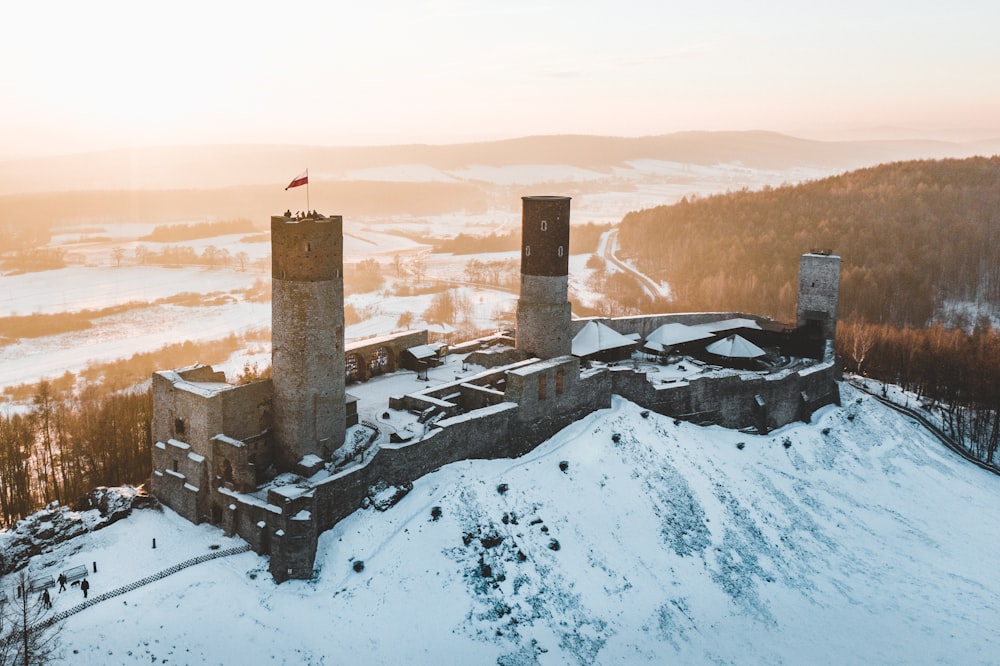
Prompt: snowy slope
<box><xmin>8</xmin><ymin>383</ymin><xmax>1000</xmax><ymax>665</ymax></box>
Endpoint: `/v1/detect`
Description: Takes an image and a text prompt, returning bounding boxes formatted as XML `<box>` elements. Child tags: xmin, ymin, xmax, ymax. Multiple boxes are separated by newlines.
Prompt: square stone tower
<box><xmin>797</xmin><ymin>252</ymin><xmax>840</xmax><ymax>342</ymax></box>
<box><xmin>270</xmin><ymin>215</ymin><xmax>346</xmax><ymax>467</ymax></box>
<box><xmin>516</xmin><ymin>196</ymin><xmax>573</xmax><ymax>359</ymax></box>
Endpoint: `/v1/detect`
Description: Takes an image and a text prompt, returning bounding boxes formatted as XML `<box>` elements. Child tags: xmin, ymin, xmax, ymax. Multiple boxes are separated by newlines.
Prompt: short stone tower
<box><xmin>270</xmin><ymin>215</ymin><xmax>346</xmax><ymax>467</ymax></box>
<box><xmin>516</xmin><ymin>196</ymin><xmax>572</xmax><ymax>359</ymax></box>
<box><xmin>797</xmin><ymin>251</ymin><xmax>841</xmax><ymax>342</ymax></box>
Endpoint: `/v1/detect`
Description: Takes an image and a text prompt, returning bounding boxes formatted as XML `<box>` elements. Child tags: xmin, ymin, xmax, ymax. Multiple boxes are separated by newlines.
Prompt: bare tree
<box><xmin>1</xmin><ymin>571</ymin><xmax>60</xmax><ymax>665</ymax></box>
<box><xmin>234</xmin><ymin>251</ymin><xmax>250</xmax><ymax>271</ymax></box>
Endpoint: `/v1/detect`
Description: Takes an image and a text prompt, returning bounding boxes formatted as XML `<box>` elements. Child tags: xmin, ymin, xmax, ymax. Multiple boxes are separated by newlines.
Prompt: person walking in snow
<box><xmin>81</xmin><ymin>578</ymin><xmax>90</xmax><ymax>598</ymax></box>
<box><xmin>58</xmin><ymin>573</ymin><xmax>67</xmax><ymax>592</ymax></box>
<box><xmin>42</xmin><ymin>589</ymin><xmax>51</xmax><ymax>608</ymax></box>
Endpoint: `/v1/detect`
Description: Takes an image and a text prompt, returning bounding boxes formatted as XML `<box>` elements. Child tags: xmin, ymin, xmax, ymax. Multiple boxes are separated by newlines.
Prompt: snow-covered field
<box><xmin>6</xmin><ymin>383</ymin><xmax>999</xmax><ymax>665</ymax></box>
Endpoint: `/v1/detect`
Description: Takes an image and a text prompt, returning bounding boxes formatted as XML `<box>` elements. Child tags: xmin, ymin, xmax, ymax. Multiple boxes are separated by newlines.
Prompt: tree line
<box><xmin>0</xmin><ymin>382</ymin><xmax>151</xmax><ymax>527</ymax></box>
<box><xmin>138</xmin><ymin>218</ymin><xmax>257</xmax><ymax>242</ymax></box>
<box><xmin>616</xmin><ymin>157</ymin><xmax>1000</xmax><ymax>327</ymax></box>
<box><xmin>838</xmin><ymin>321</ymin><xmax>1000</xmax><ymax>465</ymax></box>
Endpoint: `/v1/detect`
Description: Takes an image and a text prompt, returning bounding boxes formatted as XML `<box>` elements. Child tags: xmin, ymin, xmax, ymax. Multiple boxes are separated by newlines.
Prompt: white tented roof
<box><xmin>705</xmin><ymin>334</ymin><xmax>766</xmax><ymax>358</ymax></box>
<box><xmin>694</xmin><ymin>318</ymin><xmax>762</xmax><ymax>334</ymax></box>
<box><xmin>571</xmin><ymin>321</ymin><xmax>636</xmax><ymax>357</ymax></box>
<box><xmin>645</xmin><ymin>323</ymin><xmax>715</xmax><ymax>348</ymax></box>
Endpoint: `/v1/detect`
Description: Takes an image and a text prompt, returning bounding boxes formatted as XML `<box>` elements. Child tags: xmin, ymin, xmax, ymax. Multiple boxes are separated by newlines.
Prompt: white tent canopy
<box><xmin>644</xmin><ymin>323</ymin><xmax>715</xmax><ymax>351</ymax></box>
<box><xmin>705</xmin><ymin>334</ymin><xmax>766</xmax><ymax>359</ymax></box>
<box><xmin>572</xmin><ymin>321</ymin><xmax>636</xmax><ymax>357</ymax></box>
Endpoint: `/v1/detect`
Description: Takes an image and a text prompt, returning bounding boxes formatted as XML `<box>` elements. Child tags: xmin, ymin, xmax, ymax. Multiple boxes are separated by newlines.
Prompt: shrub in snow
<box><xmin>640</xmin><ymin>410</ymin><xmax>650</xmax><ymax>419</ymax></box>
<box><xmin>782</xmin><ymin>437</ymin><xmax>792</xmax><ymax>449</ymax></box>
<box><xmin>481</xmin><ymin>533</ymin><xmax>504</xmax><ymax>549</ymax></box>
<box><xmin>497</xmin><ymin>483</ymin><xmax>509</xmax><ymax>495</ymax></box>
<box><xmin>611</xmin><ymin>433</ymin><xmax>621</xmax><ymax>443</ymax></box>
<box><xmin>548</xmin><ymin>539</ymin><xmax>560</xmax><ymax>551</ymax></box>
<box><xmin>559</xmin><ymin>460</ymin><xmax>569</xmax><ymax>472</ymax></box>
<box><xmin>353</xmin><ymin>560</ymin><xmax>365</xmax><ymax>572</ymax></box>
<box><xmin>822</xmin><ymin>427</ymin><xmax>831</xmax><ymax>435</ymax></box>
<box><xmin>736</xmin><ymin>442</ymin><xmax>745</xmax><ymax>450</ymax></box>
<box><xmin>431</xmin><ymin>506</ymin><xmax>442</xmax><ymax>521</ymax></box>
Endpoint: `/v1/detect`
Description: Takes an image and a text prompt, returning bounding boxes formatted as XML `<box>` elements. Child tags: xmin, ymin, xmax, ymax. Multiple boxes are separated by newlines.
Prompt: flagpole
<box><xmin>306</xmin><ymin>168</ymin><xmax>310</xmax><ymax>213</ymax></box>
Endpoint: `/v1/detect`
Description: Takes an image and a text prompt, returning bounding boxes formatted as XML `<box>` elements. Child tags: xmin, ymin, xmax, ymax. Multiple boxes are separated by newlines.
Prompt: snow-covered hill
<box><xmin>6</xmin><ymin>383</ymin><xmax>1000</xmax><ymax>665</ymax></box>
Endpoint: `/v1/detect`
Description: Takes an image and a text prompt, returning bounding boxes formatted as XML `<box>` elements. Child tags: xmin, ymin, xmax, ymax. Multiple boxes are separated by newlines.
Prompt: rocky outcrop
<box><xmin>0</xmin><ymin>486</ymin><xmax>158</xmax><ymax>576</ymax></box>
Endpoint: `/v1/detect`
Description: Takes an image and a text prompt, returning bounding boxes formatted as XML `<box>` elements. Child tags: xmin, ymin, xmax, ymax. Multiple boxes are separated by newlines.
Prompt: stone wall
<box><xmin>346</xmin><ymin>329</ymin><xmax>428</xmax><ymax>382</ymax></box>
<box><xmin>610</xmin><ymin>359</ymin><xmax>840</xmax><ymax>433</ymax></box>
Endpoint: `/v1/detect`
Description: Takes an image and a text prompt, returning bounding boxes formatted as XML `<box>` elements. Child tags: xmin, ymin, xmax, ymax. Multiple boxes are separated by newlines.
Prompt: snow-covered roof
<box><xmin>405</xmin><ymin>344</ymin><xmax>439</xmax><ymax>360</ymax></box>
<box><xmin>705</xmin><ymin>334</ymin><xmax>766</xmax><ymax>358</ymax></box>
<box><xmin>571</xmin><ymin>321</ymin><xmax>636</xmax><ymax>357</ymax></box>
<box><xmin>645</xmin><ymin>323</ymin><xmax>715</xmax><ymax>348</ymax></box>
<box><xmin>694</xmin><ymin>318</ymin><xmax>762</xmax><ymax>333</ymax></box>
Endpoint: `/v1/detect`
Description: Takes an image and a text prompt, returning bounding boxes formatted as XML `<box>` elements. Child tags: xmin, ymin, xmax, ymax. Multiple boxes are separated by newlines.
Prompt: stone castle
<box><xmin>150</xmin><ymin>196</ymin><xmax>841</xmax><ymax>581</ymax></box>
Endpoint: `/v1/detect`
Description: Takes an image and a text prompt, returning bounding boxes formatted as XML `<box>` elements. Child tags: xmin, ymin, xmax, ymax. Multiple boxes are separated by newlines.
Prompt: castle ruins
<box><xmin>150</xmin><ymin>196</ymin><xmax>841</xmax><ymax>581</ymax></box>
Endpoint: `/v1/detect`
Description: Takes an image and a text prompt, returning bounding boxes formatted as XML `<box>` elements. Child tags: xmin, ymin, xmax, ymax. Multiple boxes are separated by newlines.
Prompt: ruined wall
<box><xmin>504</xmin><ymin>356</ymin><xmax>612</xmax><ymax>452</ymax></box>
<box><xmin>346</xmin><ymin>330</ymin><xmax>428</xmax><ymax>382</ymax></box>
<box><xmin>151</xmin><ymin>468</ymin><xmax>202</xmax><ymax>524</ymax></box>
<box><xmin>220</xmin><ymin>380</ymin><xmax>274</xmax><ymax>442</ymax></box>
<box><xmin>610</xmin><ymin>361</ymin><xmax>840</xmax><ymax>433</ymax></box>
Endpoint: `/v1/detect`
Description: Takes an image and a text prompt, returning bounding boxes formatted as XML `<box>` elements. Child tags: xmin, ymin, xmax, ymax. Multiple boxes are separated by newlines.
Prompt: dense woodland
<box><xmin>839</xmin><ymin>321</ymin><xmax>1000</xmax><ymax>464</ymax></box>
<box><xmin>617</xmin><ymin>157</ymin><xmax>1000</xmax><ymax>327</ymax></box>
<box><xmin>0</xmin><ymin>383</ymin><xmax>151</xmax><ymax>527</ymax></box>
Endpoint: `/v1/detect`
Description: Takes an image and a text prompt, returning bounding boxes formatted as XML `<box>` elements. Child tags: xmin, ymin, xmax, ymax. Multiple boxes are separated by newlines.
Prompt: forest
<box><xmin>0</xmin><ymin>383</ymin><xmax>151</xmax><ymax>528</ymax></box>
<box><xmin>617</xmin><ymin>157</ymin><xmax>1000</xmax><ymax>327</ymax></box>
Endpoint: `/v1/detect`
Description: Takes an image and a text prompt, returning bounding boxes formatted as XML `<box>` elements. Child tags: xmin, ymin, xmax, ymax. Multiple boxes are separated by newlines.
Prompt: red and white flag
<box><xmin>285</xmin><ymin>169</ymin><xmax>308</xmax><ymax>190</ymax></box>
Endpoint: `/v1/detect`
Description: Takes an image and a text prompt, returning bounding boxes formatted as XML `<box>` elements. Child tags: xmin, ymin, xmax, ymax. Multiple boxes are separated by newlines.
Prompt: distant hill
<box><xmin>617</xmin><ymin>156</ymin><xmax>1000</xmax><ymax>327</ymax></box>
<box><xmin>0</xmin><ymin>131</ymin><xmax>997</xmax><ymax>195</ymax></box>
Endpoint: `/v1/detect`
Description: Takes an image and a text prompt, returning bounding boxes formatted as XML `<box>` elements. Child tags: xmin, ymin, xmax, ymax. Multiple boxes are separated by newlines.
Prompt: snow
<box><xmin>571</xmin><ymin>320</ymin><xmax>637</xmax><ymax>357</ymax></box>
<box><xmin>5</xmin><ymin>383</ymin><xmax>1000</xmax><ymax>664</ymax></box>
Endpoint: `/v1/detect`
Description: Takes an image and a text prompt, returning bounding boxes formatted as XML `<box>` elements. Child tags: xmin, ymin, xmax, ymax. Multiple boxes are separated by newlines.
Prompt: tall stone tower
<box><xmin>797</xmin><ymin>251</ymin><xmax>841</xmax><ymax>342</ymax></box>
<box><xmin>516</xmin><ymin>196</ymin><xmax>572</xmax><ymax>359</ymax></box>
<box><xmin>270</xmin><ymin>215</ymin><xmax>346</xmax><ymax>467</ymax></box>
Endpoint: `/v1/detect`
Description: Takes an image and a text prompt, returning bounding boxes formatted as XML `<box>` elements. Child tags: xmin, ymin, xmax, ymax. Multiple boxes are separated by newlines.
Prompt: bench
<box><xmin>62</xmin><ymin>564</ymin><xmax>89</xmax><ymax>583</ymax></box>
<box><xmin>29</xmin><ymin>575</ymin><xmax>55</xmax><ymax>592</ymax></box>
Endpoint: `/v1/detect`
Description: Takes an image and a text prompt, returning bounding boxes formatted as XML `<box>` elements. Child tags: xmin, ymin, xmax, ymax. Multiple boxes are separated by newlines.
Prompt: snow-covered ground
<box><xmin>5</xmin><ymin>383</ymin><xmax>999</xmax><ymax>665</ymax></box>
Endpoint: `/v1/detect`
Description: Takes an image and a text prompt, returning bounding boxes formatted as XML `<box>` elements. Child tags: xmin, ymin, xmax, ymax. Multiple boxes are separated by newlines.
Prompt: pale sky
<box><xmin>2</xmin><ymin>0</ymin><xmax>999</xmax><ymax>158</ymax></box>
